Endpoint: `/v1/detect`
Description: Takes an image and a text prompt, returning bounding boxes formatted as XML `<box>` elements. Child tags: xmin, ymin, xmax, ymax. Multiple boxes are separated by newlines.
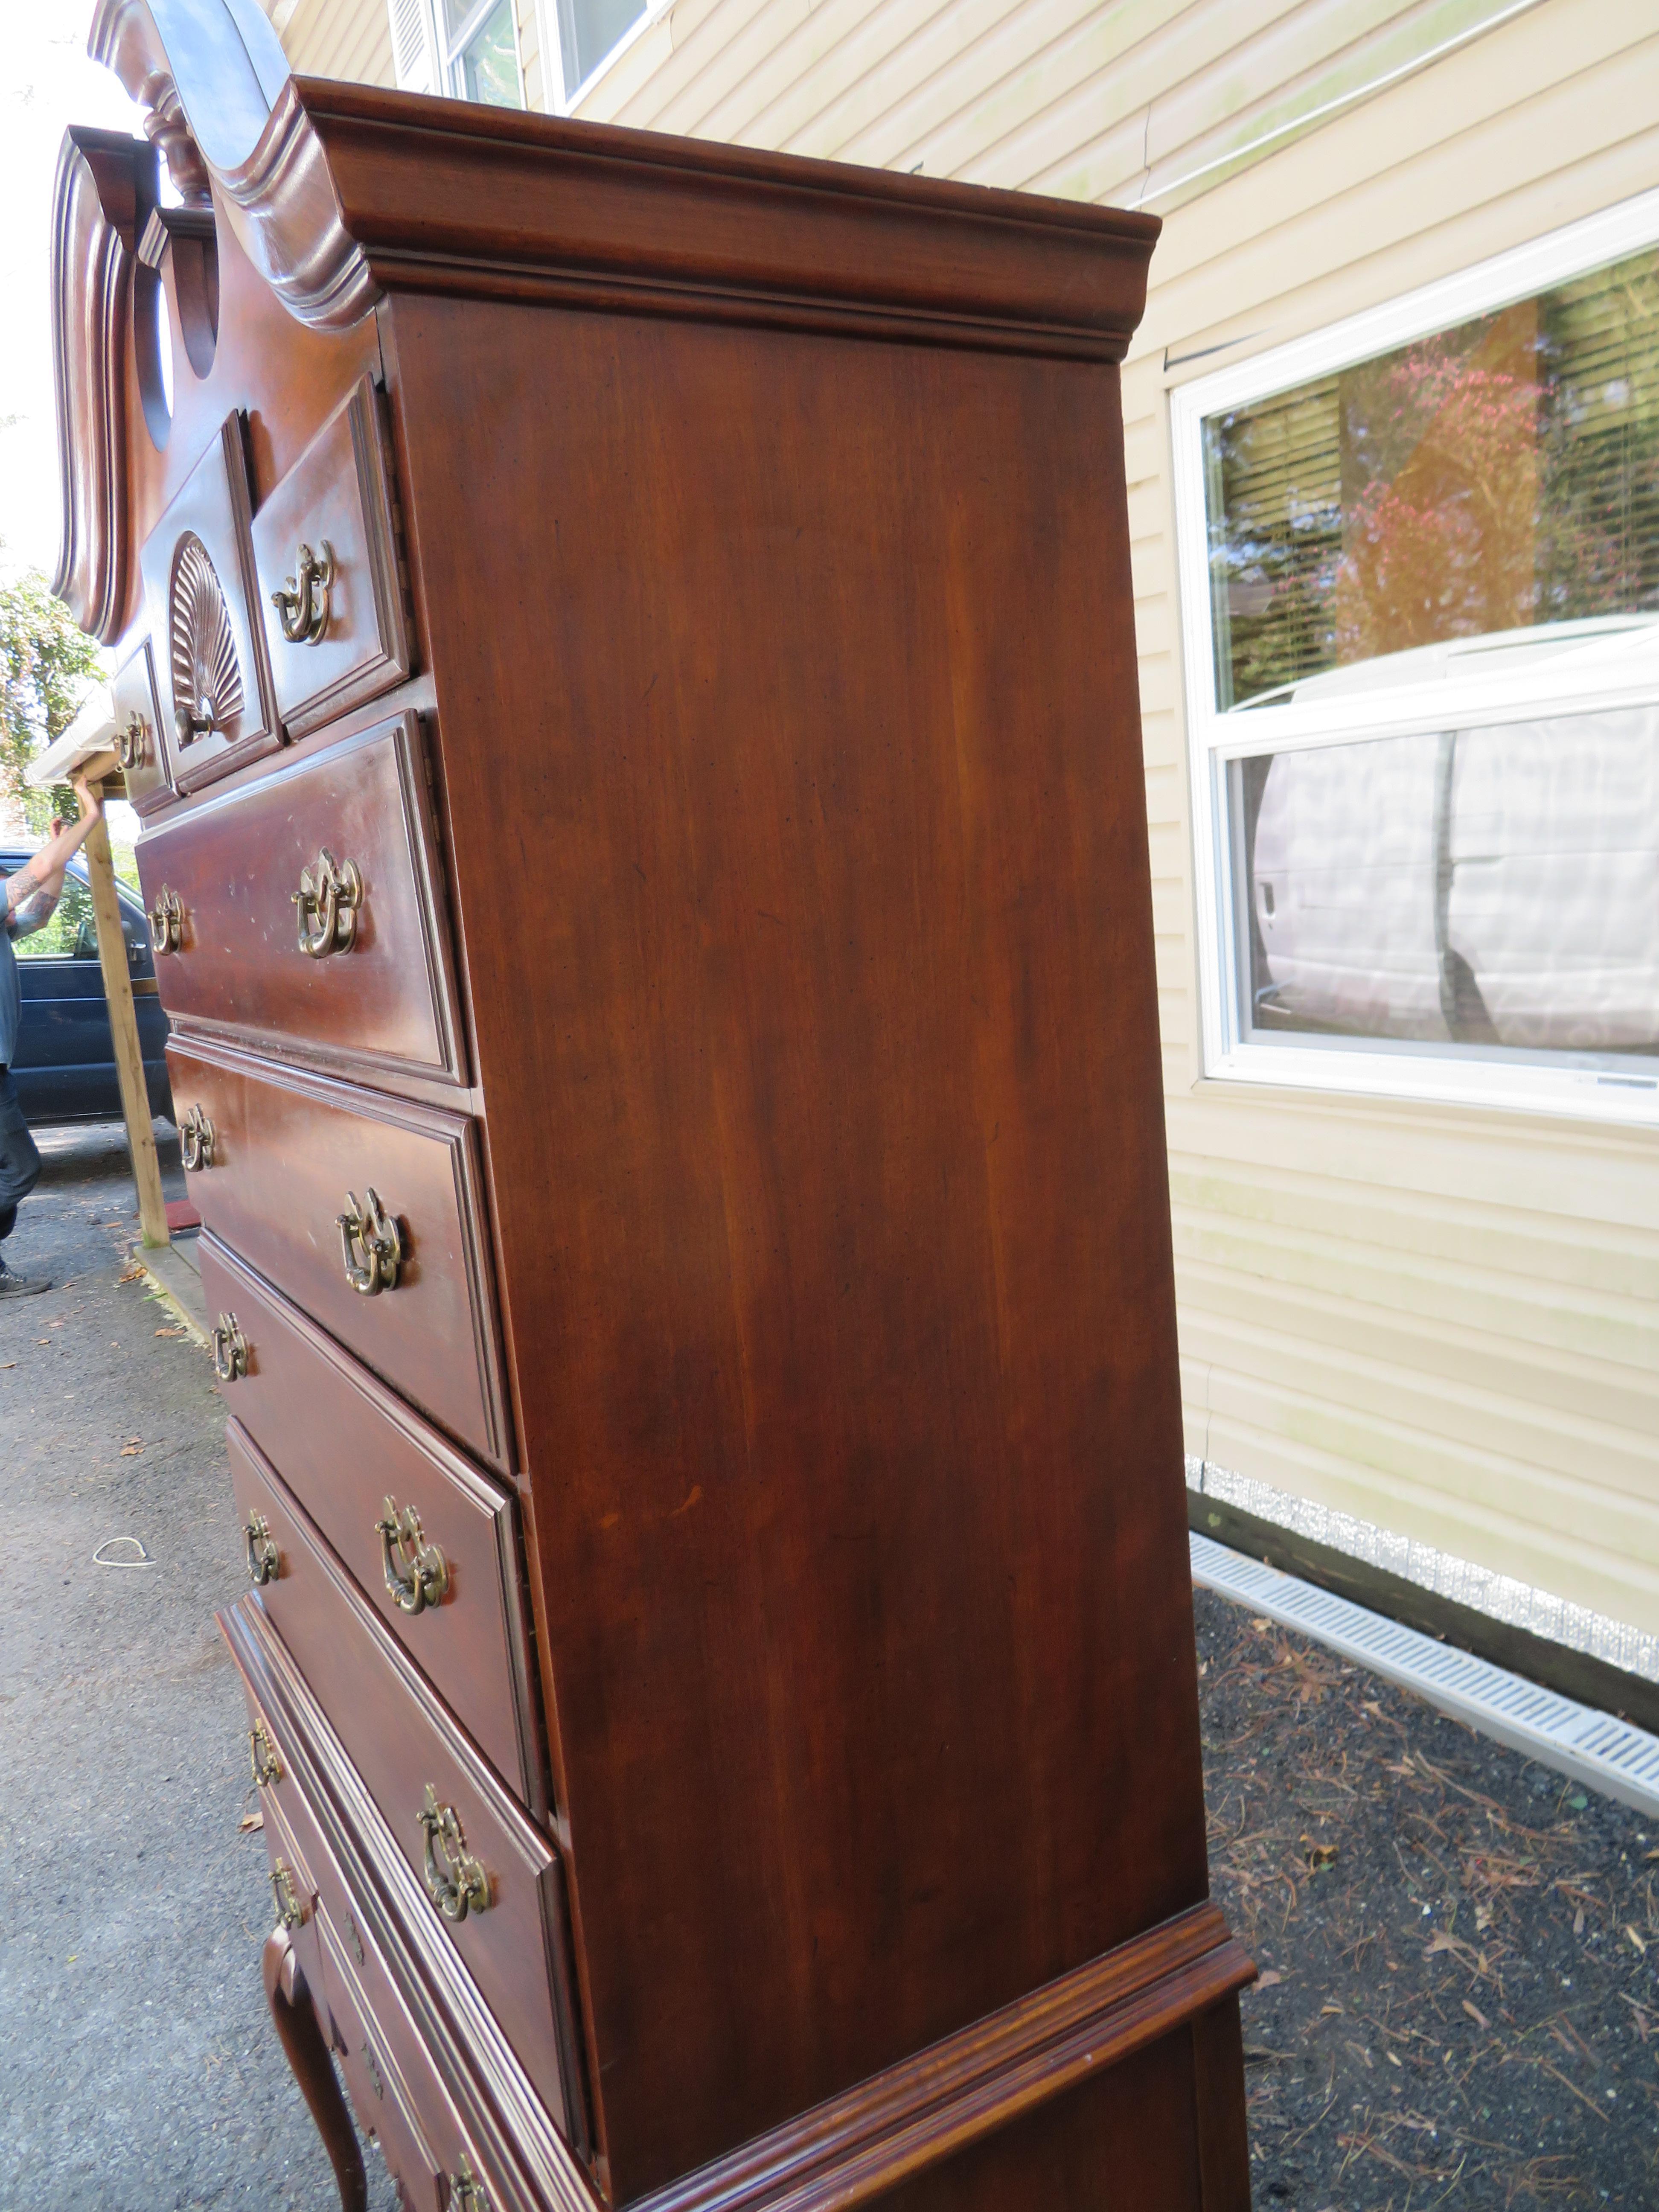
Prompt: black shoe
<box><xmin>0</xmin><ymin>1262</ymin><xmax>49</xmax><ymax>1298</ymax></box>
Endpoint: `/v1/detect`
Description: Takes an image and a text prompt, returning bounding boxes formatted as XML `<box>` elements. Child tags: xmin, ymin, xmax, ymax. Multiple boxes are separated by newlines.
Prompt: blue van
<box><xmin>2</xmin><ymin>850</ymin><xmax>173</xmax><ymax>1125</ymax></box>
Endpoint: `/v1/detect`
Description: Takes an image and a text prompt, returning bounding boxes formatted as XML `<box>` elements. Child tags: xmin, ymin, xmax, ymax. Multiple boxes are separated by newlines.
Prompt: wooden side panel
<box><xmin>388</xmin><ymin>293</ymin><xmax>1208</xmax><ymax>2198</ymax></box>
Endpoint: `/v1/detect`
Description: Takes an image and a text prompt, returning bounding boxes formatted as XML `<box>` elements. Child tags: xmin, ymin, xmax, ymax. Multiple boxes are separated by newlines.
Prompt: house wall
<box><xmin>262</xmin><ymin>0</ymin><xmax>1659</xmax><ymax>1638</ymax></box>
<box><xmin>266</xmin><ymin>0</ymin><xmax>394</xmax><ymax>83</ymax></box>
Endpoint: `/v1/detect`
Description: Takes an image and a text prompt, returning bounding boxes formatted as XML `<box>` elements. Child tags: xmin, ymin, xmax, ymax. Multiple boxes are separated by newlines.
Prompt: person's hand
<box><xmin>70</xmin><ymin>772</ymin><xmax>100</xmax><ymax>820</ymax></box>
<box><xmin>49</xmin><ymin>817</ymin><xmax>64</xmax><ymax>839</ymax></box>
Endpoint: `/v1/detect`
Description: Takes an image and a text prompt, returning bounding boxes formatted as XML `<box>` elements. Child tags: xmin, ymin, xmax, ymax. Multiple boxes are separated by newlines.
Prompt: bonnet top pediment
<box><xmin>52</xmin><ymin>0</ymin><xmax>1157</xmax><ymax>643</ymax></box>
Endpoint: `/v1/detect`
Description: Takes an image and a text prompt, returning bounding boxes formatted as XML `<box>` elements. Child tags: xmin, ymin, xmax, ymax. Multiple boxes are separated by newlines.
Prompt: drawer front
<box><xmin>317</xmin><ymin>1907</ymin><xmax>451</xmax><ymax>2212</ymax></box>
<box><xmin>139</xmin><ymin>412</ymin><xmax>279</xmax><ymax>795</ymax></box>
<box><xmin>137</xmin><ymin>713</ymin><xmax>465</xmax><ymax>1088</ymax></box>
<box><xmin>202</xmin><ymin>1231</ymin><xmax>536</xmax><ymax>1805</ymax></box>
<box><xmin>244</xmin><ymin>1704</ymin><xmax>515</xmax><ymax>2212</ymax></box>
<box><xmin>227</xmin><ymin>1423</ymin><xmax>573</xmax><ymax>2130</ymax></box>
<box><xmin>247</xmin><ymin>1742</ymin><xmax>330</xmax><ymax>2014</ymax></box>
<box><xmin>110</xmin><ymin>641</ymin><xmax>168</xmax><ymax>817</ymax></box>
<box><xmin>171</xmin><ymin>1039</ymin><xmax>508</xmax><ymax>1469</ymax></box>
<box><xmin>251</xmin><ymin>375</ymin><xmax>412</xmax><ymax>740</ymax></box>
<box><xmin>227</xmin><ymin>1631</ymin><xmax>582</xmax><ymax>2210</ymax></box>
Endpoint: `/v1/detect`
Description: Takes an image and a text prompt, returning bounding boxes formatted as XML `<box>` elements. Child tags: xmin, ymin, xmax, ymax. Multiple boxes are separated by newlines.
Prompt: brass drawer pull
<box><xmin>271</xmin><ymin>539</ymin><xmax>334</xmax><ymax>645</ymax></box>
<box><xmin>148</xmin><ymin>885</ymin><xmax>183</xmax><ymax>953</ymax></box>
<box><xmin>244</xmin><ymin>1507</ymin><xmax>279</xmax><ymax>1585</ymax></box>
<box><xmin>180</xmin><ymin>1103</ymin><xmax>216</xmax><ymax>1171</ymax></box>
<box><xmin>212</xmin><ymin>1313</ymin><xmax>248</xmax><ymax>1383</ymax></box>
<box><xmin>416</xmin><ymin>1785</ymin><xmax>489</xmax><ymax>1921</ymax></box>
<box><xmin>338</xmin><ymin>1188</ymin><xmax>401</xmax><ymax>1296</ymax></box>
<box><xmin>376</xmin><ymin>1497</ymin><xmax>448</xmax><ymax>1616</ymax></box>
<box><xmin>117</xmin><ymin>709</ymin><xmax>150</xmax><ymax>771</ymax></box>
<box><xmin>292</xmin><ymin>847</ymin><xmax>363</xmax><ymax>959</ymax></box>
<box><xmin>250</xmin><ymin>1719</ymin><xmax>283</xmax><ymax>1788</ymax></box>
<box><xmin>270</xmin><ymin>1860</ymin><xmax>304</xmax><ymax>1930</ymax></box>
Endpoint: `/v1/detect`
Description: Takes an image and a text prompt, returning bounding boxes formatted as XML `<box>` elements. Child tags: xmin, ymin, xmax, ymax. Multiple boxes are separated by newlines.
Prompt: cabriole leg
<box><xmin>262</xmin><ymin>1924</ymin><xmax>368</xmax><ymax>2212</ymax></box>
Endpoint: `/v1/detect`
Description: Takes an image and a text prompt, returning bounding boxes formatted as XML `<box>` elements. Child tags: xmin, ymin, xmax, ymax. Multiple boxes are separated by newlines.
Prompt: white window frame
<box><xmin>1170</xmin><ymin>183</ymin><xmax>1659</xmax><ymax>1129</ymax></box>
<box><xmin>439</xmin><ymin>0</ymin><xmax>526</xmax><ymax>105</ymax></box>
<box><xmin>536</xmin><ymin>0</ymin><xmax>668</xmax><ymax>114</ymax></box>
<box><xmin>390</xmin><ymin>0</ymin><xmax>526</xmax><ymax>105</ymax></box>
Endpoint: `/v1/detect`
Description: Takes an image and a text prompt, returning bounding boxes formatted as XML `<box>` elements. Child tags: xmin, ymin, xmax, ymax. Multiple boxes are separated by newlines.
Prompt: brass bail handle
<box><xmin>116</xmin><ymin>710</ymin><xmax>149</xmax><ymax>771</ymax></box>
<box><xmin>244</xmin><ymin>1507</ymin><xmax>279</xmax><ymax>1585</ymax></box>
<box><xmin>292</xmin><ymin>848</ymin><xmax>363</xmax><ymax>959</ymax></box>
<box><xmin>148</xmin><ymin>884</ymin><xmax>183</xmax><ymax>954</ymax></box>
<box><xmin>211</xmin><ymin>1312</ymin><xmax>247</xmax><ymax>1383</ymax></box>
<box><xmin>249</xmin><ymin>1719</ymin><xmax>283</xmax><ymax>1788</ymax></box>
<box><xmin>376</xmin><ymin>1497</ymin><xmax>449</xmax><ymax>1616</ymax></box>
<box><xmin>271</xmin><ymin>539</ymin><xmax>335</xmax><ymax>645</ymax></box>
<box><xmin>338</xmin><ymin>1187</ymin><xmax>402</xmax><ymax>1296</ymax></box>
<box><xmin>180</xmin><ymin>1103</ymin><xmax>216</xmax><ymax>1172</ymax></box>
<box><xmin>451</xmin><ymin>2155</ymin><xmax>491</xmax><ymax>2211</ymax></box>
<box><xmin>416</xmin><ymin>1785</ymin><xmax>489</xmax><ymax>1921</ymax></box>
<box><xmin>270</xmin><ymin>1860</ymin><xmax>304</xmax><ymax>1931</ymax></box>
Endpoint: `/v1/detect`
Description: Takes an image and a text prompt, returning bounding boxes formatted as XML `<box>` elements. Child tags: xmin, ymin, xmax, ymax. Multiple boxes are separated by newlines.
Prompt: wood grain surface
<box><xmin>164</xmin><ymin>1036</ymin><xmax>508</xmax><ymax>1466</ymax></box>
<box><xmin>138</xmin><ymin>712</ymin><xmax>464</xmax><ymax>1088</ymax></box>
<box><xmin>229</xmin><ymin>1422</ymin><xmax>574</xmax><ymax>2133</ymax></box>
<box><xmin>201</xmin><ymin>1233</ymin><xmax>537</xmax><ymax>1804</ymax></box>
<box><xmin>391</xmin><ymin>288</ymin><xmax>1210</xmax><ymax>2197</ymax></box>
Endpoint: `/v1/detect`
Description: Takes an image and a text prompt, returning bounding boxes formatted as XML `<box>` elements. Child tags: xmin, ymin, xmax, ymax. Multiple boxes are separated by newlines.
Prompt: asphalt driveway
<box><xmin>0</xmin><ymin>1121</ymin><xmax>395</xmax><ymax>2211</ymax></box>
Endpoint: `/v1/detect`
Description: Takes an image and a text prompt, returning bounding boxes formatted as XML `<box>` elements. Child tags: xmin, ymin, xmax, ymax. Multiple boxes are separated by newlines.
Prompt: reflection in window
<box><xmin>9</xmin><ymin>874</ymin><xmax>98</xmax><ymax>961</ymax></box>
<box><xmin>555</xmin><ymin>0</ymin><xmax>647</xmax><ymax>99</ymax></box>
<box><xmin>442</xmin><ymin>0</ymin><xmax>524</xmax><ymax>106</ymax></box>
<box><xmin>1204</xmin><ymin>247</ymin><xmax>1659</xmax><ymax>710</ymax></box>
<box><xmin>1233</xmin><ymin>705</ymin><xmax>1659</xmax><ymax>1064</ymax></box>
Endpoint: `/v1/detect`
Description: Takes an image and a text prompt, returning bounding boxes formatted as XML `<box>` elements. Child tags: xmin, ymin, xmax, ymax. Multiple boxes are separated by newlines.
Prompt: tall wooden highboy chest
<box><xmin>54</xmin><ymin>3</ymin><xmax>1253</xmax><ymax>2205</ymax></box>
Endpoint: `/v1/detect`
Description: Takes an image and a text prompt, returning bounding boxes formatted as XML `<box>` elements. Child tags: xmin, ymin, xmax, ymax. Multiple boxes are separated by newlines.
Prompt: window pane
<box><xmin>1233</xmin><ymin>705</ymin><xmax>1659</xmax><ymax>1062</ymax></box>
<box><xmin>1205</xmin><ymin>246</ymin><xmax>1659</xmax><ymax>709</ymax></box>
<box><xmin>10</xmin><ymin>875</ymin><xmax>98</xmax><ymax>961</ymax></box>
<box><xmin>556</xmin><ymin>0</ymin><xmax>646</xmax><ymax>96</ymax></box>
<box><xmin>455</xmin><ymin>0</ymin><xmax>522</xmax><ymax>106</ymax></box>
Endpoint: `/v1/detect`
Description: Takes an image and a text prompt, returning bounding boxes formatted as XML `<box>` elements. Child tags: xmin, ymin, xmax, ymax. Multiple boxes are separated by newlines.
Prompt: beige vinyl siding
<box><xmin>261</xmin><ymin>0</ymin><xmax>1659</xmax><ymax>1636</ymax></box>
<box><xmin>1123</xmin><ymin>0</ymin><xmax>1659</xmax><ymax>1636</ymax></box>
<box><xmin>574</xmin><ymin>0</ymin><xmax>1659</xmax><ymax>1635</ymax></box>
<box><xmin>269</xmin><ymin>0</ymin><xmax>396</xmax><ymax>82</ymax></box>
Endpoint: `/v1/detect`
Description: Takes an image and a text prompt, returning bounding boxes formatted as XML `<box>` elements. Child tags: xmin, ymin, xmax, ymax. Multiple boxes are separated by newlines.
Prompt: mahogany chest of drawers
<box><xmin>52</xmin><ymin>4</ymin><xmax>1253</xmax><ymax>2206</ymax></box>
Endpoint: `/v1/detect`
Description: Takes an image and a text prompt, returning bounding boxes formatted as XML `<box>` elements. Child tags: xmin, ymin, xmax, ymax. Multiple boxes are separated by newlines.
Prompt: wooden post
<box><xmin>81</xmin><ymin>771</ymin><xmax>169</xmax><ymax>1249</ymax></box>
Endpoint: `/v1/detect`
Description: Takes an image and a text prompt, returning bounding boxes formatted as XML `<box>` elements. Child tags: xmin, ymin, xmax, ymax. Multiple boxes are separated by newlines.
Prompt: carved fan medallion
<box><xmin>169</xmin><ymin>531</ymin><xmax>243</xmax><ymax>745</ymax></box>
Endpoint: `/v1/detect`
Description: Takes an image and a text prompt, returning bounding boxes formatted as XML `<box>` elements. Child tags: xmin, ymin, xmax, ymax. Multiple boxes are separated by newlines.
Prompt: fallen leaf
<box><xmin>1575</xmin><ymin>1906</ymin><xmax>1586</xmax><ymax>1935</ymax></box>
<box><xmin>1463</xmin><ymin>1999</ymin><xmax>1490</xmax><ymax>2031</ymax></box>
<box><xmin>1629</xmin><ymin>1925</ymin><xmax>1648</xmax><ymax>1956</ymax></box>
<box><xmin>119</xmin><ymin>1441</ymin><xmax>143</xmax><ymax>1457</ymax></box>
<box><xmin>1385</xmin><ymin>2049</ymin><xmax>1402</xmax><ymax>2068</ymax></box>
<box><xmin>239</xmin><ymin>1813</ymin><xmax>264</xmax><ymax>1833</ymax></box>
<box><xmin>1255</xmin><ymin>1969</ymin><xmax>1284</xmax><ymax>1988</ymax></box>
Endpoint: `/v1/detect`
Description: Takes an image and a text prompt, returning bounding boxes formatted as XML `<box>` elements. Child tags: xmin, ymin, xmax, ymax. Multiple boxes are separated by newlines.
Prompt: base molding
<box><xmin>638</xmin><ymin>1903</ymin><xmax>1255</xmax><ymax>2212</ymax></box>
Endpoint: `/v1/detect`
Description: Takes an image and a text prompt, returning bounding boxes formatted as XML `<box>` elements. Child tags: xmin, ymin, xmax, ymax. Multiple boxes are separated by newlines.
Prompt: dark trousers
<box><xmin>0</xmin><ymin>1067</ymin><xmax>41</xmax><ymax>1244</ymax></box>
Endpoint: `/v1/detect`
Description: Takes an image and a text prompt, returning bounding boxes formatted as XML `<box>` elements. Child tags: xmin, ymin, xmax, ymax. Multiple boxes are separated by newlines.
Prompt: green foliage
<box><xmin>0</xmin><ymin>567</ymin><xmax>105</xmax><ymax>834</ymax></box>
